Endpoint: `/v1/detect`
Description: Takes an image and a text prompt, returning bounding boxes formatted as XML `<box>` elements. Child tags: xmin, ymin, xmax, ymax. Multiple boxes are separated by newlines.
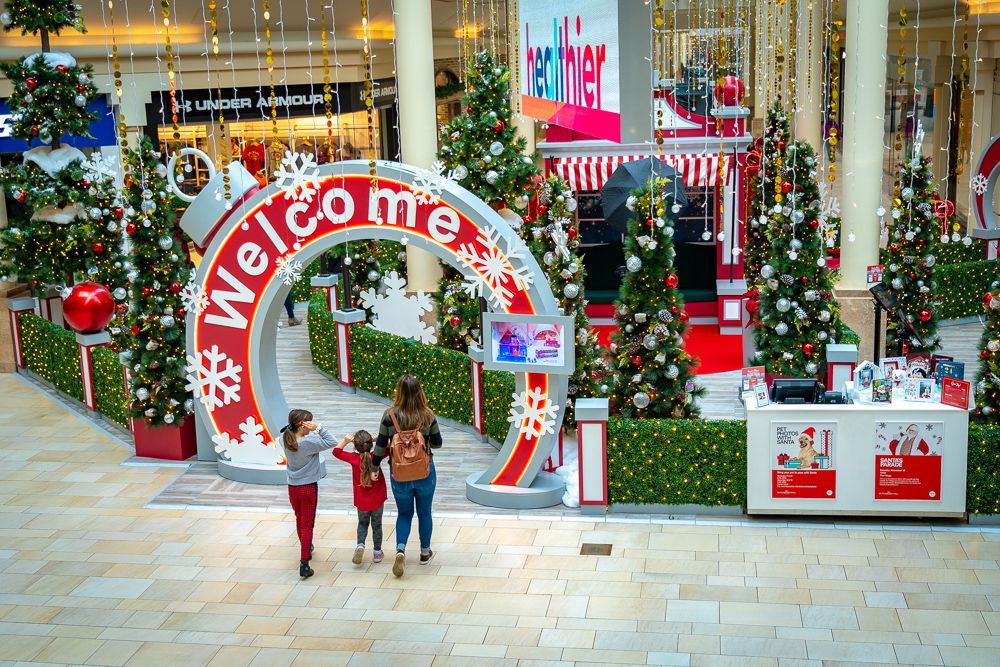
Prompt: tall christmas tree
<box><xmin>973</xmin><ymin>281</ymin><xmax>1000</xmax><ymax>423</ymax></box>
<box><xmin>610</xmin><ymin>178</ymin><xmax>702</xmax><ymax>418</ymax></box>
<box><xmin>436</xmin><ymin>50</ymin><xmax>537</xmax><ymax>350</ymax></box>
<box><xmin>122</xmin><ymin>136</ymin><xmax>193</xmax><ymax>427</ymax></box>
<box><xmin>330</xmin><ymin>241</ymin><xmax>406</xmax><ymax>309</ymax></box>
<box><xmin>0</xmin><ymin>1</ymin><xmax>120</xmax><ymax>296</ymax></box>
<box><xmin>744</xmin><ymin>104</ymin><xmax>791</xmax><ymax>285</ymax></box>
<box><xmin>881</xmin><ymin>155</ymin><xmax>941</xmax><ymax>354</ymax></box>
<box><xmin>752</xmin><ymin>139</ymin><xmax>840</xmax><ymax>377</ymax></box>
<box><xmin>522</xmin><ymin>175</ymin><xmax>606</xmax><ymax>425</ymax></box>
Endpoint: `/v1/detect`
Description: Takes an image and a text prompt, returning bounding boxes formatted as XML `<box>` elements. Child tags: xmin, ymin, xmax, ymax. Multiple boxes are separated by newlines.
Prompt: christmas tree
<box><xmin>610</xmin><ymin>178</ymin><xmax>702</xmax><ymax>419</ymax></box>
<box><xmin>436</xmin><ymin>50</ymin><xmax>537</xmax><ymax>349</ymax></box>
<box><xmin>752</xmin><ymin>139</ymin><xmax>840</xmax><ymax>377</ymax></box>
<box><xmin>522</xmin><ymin>175</ymin><xmax>606</xmax><ymax>425</ymax></box>
<box><xmin>122</xmin><ymin>136</ymin><xmax>193</xmax><ymax>427</ymax></box>
<box><xmin>744</xmin><ymin>104</ymin><xmax>791</xmax><ymax>285</ymax></box>
<box><xmin>974</xmin><ymin>281</ymin><xmax>1000</xmax><ymax>423</ymax></box>
<box><xmin>882</xmin><ymin>155</ymin><xmax>940</xmax><ymax>354</ymax></box>
<box><xmin>0</xmin><ymin>1</ymin><xmax>120</xmax><ymax>297</ymax></box>
<box><xmin>330</xmin><ymin>240</ymin><xmax>406</xmax><ymax>309</ymax></box>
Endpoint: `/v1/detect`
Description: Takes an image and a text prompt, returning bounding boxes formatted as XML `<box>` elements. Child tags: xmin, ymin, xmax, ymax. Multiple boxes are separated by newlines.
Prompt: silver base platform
<box><xmin>465</xmin><ymin>471</ymin><xmax>566</xmax><ymax>509</ymax></box>
<box><xmin>218</xmin><ymin>459</ymin><xmax>326</xmax><ymax>485</ymax></box>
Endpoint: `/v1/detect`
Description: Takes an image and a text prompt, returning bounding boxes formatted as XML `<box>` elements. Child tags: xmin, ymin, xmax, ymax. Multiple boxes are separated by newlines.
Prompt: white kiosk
<box><xmin>747</xmin><ymin>399</ymin><xmax>968</xmax><ymax>518</ymax></box>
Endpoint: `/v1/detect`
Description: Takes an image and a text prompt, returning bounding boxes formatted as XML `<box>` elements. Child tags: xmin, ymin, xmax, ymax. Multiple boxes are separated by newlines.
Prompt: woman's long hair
<box><xmin>354</xmin><ymin>430</ymin><xmax>376</xmax><ymax>487</ymax></box>
<box><xmin>392</xmin><ymin>374</ymin><xmax>433</xmax><ymax>431</ymax></box>
<box><xmin>281</xmin><ymin>409</ymin><xmax>313</xmax><ymax>451</ymax></box>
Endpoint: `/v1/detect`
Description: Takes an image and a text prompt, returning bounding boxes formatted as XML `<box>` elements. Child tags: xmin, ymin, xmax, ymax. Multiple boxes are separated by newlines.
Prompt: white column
<box><xmin>795</xmin><ymin>0</ymin><xmax>825</xmax><ymax>149</ymax></box>
<box><xmin>394</xmin><ymin>0</ymin><xmax>443</xmax><ymax>292</ymax></box>
<box><xmin>838</xmin><ymin>0</ymin><xmax>889</xmax><ymax>291</ymax></box>
<box><xmin>514</xmin><ymin>113</ymin><xmax>536</xmax><ymax>157</ymax></box>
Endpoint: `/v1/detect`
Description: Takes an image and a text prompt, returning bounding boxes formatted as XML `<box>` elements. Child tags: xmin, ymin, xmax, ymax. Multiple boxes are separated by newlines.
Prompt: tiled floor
<box><xmin>2</xmin><ymin>373</ymin><xmax>1000</xmax><ymax>665</ymax></box>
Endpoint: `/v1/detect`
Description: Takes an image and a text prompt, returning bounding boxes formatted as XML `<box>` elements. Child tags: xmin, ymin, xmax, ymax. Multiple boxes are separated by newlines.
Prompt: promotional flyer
<box><xmin>771</xmin><ymin>422</ymin><xmax>837</xmax><ymax>499</ymax></box>
<box><xmin>874</xmin><ymin>422</ymin><xmax>944</xmax><ymax>500</ymax></box>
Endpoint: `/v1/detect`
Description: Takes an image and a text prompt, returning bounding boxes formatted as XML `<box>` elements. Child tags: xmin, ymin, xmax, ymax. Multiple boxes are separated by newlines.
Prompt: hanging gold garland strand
<box><xmin>208</xmin><ymin>0</ymin><xmax>232</xmax><ymax>206</ymax></box>
<box><xmin>653</xmin><ymin>0</ymin><xmax>665</xmax><ymax>156</ymax></box>
<box><xmin>160</xmin><ymin>0</ymin><xmax>180</xmax><ymax>157</ymax></box>
<box><xmin>956</xmin><ymin>7</ymin><xmax>969</xmax><ymax>178</ymax></box>
<box><xmin>894</xmin><ymin>8</ymin><xmax>907</xmax><ymax>162</ymax></box>
<box><xmin>263</xmin><ymin>0</ymin><xmax>279</xmax><ymax>153</ymax></box>
<box><xmin>828</xmin><ymin>0</ymin><xmax>841</xmax><ymax>184</ymax></box>
<box><xmin>321</xmin><ymin>5</ymin><xmax>334</xmax><ymax>155</ymax></box>
<box><xmin>106</xmin><ymin>0</ymin><xmax>129</xmax><ymax>176</ymax></box>
<box><xmin>360</xmin><ymin>0</ymin><xmax>377</xmax><ymax>188</ymax></box>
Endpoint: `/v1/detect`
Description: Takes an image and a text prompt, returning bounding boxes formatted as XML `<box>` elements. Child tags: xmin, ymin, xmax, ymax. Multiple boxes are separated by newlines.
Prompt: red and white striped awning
<box><xmin>549</xmin><ymin>153</ymin><xmax>728</xmax><ymax>192</ymax></box>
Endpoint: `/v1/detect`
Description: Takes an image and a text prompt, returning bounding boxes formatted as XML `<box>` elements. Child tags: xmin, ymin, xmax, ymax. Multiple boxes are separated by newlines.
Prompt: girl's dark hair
<box><xmin>392</xmin><ymin>374</ymin><xmax>433</xmax><ymax>431</ymax></box>
<box><xmin>353</xmin><ymin>430</ymin><xmax>376</xmax><ymax>487</ymax></box>
<box><xmin>281</xmin><ymin>409</ymin><xmax>313</xmax><ymax>451</ymax></box>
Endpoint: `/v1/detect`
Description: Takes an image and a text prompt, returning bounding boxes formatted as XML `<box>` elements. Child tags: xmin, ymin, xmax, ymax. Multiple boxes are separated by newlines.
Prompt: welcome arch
<box><xmin>180</xmin><ymin>159</ymin><xmax>567</xmax><ymax>508</ymax></box>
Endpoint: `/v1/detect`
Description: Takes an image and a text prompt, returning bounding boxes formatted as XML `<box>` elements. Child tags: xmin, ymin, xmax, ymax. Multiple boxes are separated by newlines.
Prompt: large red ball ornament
<box><xmin>713</xmin><ymin>75</ymin><xmax>746</xmax><ymax>106</ymax></box>
<box><xmin>665</xmin><ymin>273</ymin><xmax>679</xmax><ymax>288</ymax></box>
<box><xmin>125</xmin><ymin>223</ymin><xmax>136</xmax><ymax>235</ymax></box>
<box><xmin>449</xmin><ymin>315</ymin><xmax>462</xmax><ymax>327</ymax></box>
<box><xmin>802</xmin><ymin>342</ymin><xmax>815</xmax><ymax>356</ymax></box>
<box><xmin>62</xmin><ymin>282</ymin><xmax>115</xmax><ymax>334</ymax></box>
<box><xmin>25</xmin><ymin>77</ymin><xmax>37</xmax><ymax>91</ymax></box>
<box><xmin>678</xmin><ymin>311</ymin><xmax>689</xmax><ymax>323</ymax></box>
<box><xmin>781</xmin><ymin>181</ymin><xmax>793</xmax><ymax>194</ymax></box>
<box><xmin>918</xmin><ymin>309</ymin><xmax>932</xmax><ymax>322</ymax></box>
<box><xmin>92</xmin><ymin>242</ymin><xmax>104</xmax><ymax>253</ymax></box>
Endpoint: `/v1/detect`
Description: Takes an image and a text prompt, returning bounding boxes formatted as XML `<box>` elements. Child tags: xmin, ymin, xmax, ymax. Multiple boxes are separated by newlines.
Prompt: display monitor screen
<box><xmin>482</xmin><ymin>313</ymin><xmax>576</xmax><ymax>375</ymax></box>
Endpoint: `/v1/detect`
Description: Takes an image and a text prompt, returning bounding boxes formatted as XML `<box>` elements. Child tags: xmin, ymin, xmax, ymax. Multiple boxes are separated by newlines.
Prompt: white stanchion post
<box><xmin>76</xmin><ymin>330</ymin><xmax>110</xmax><ymax>411</ymax></box>
<box><xmin>468</xmin><ymin>343</ymin><xmax>487</xmax><ymax>442</ymax></box>
<box><xmin>121</xmin><ymin>362</ymin><xmax>135</xmax><ymax>434</ymax></box>
<box><xmin>310</xmin><ymin>273</ymin><xmax>341</xmax><ymax>313</ymax></box>
<box><xmin>825</xmin><ymin>343</ymin><xmax>859</xmax><ymax>394</ymax></box>
<box><xmin>575</xmin><ymin>398</ymin><xmax>609</xmax><ymax>515</ymax></box>
<box><xmin>7</xmin><ymin>296</ymin><xmax>35</xmax><ymax>369</ymax></box>
<box><xmin>332</xmin><ymin>309</ymin><xmax>366</xmax><ymax>392</ymax></box>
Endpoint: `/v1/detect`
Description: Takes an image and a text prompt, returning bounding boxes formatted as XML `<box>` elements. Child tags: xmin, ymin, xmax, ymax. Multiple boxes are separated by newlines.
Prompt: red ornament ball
<box><xmin>671</xmin><ymin>305</ymin><xmax>679</xmax><ymax>313</ymax></box>
<box><xmin>449</xmin><ymin>315</ymin><xmax>462</xmax><ymax>327</ymax></box>
<box><xmin>25</xmin><ymin>77</ymin><xmax>37</xmax><ymax>91</ymax></box>
<box><xmin>713</xmin><ymin>75</ymin><xmax>746</xmax><ymax>106</ymax></box>
<box><xmin>537</xmin><ymin>204</ymin><xmax>548</xmax><ymax>216</ymax></box>
<box><xmin>781</xmin><ymin>181</ymin><xmax>793</xmax><ymax>194</ymax></box>
<box><xmin>16</xmin><ymin>190</ymin><xmax>26</xmax><ymax>203</ymax></box>
<box><xmin>521</xmin><ymin>214</ymin><xmax>532</xmax><ymax>225</ymax></box>
<box><xmin>802</xmin><ymin>342</ymin><xmax>815</xmax><ymax>356</ymax></box>
<box><xmin>466</xmin><ymin>106</ymin><xmax>473</xmax><ymax>114</ymax></box>
<box><xmin>808</xmin><ymin>219</ymin><xmax>819</xmax><ymax>229</ymax></box>
<box><xmin>664</xmin><ymin>273</ymin><xmax>679</xmax><ymax>288</ymax></box>
<box><xmin>494</xmin><ymin>121</ymin><xmax>504</xmax><ymax>133</ymax></box>
<box><xmin>55</xmin><ymin>65</ymin><xmax>67</xmax><ymax>73</ymax></box>
<box><xmin>131</xmin><ymin>325</ymin><xmax>140</xmax><ymax>336</ymax></box>
<box><xmin>632</xmin><ymin>354</ymin><xmax>642</xmax><ymax>367</ymax></box>
<box><xmin>142</xmin><ymin>287</ymin><xmax>152</xmax><ymax>296</ymax></box>
<box><xmin>567</xmin><ymin>226</ymin><xmax>578</xmax><ymax>240</ymax></box>
<box><xmin>92</xmin><ymin>242</ymin><xmax>104</xmax><ymax>253</ymax></box>
<box><xmin>114</xmin><ymin>207</ymin><xmax>124</xmax><ymax>219</ymax></box>
<box><xmin>62</xmin><ymin>282</ymin><xmax>115</xmax><ymax>334</ymax></box>
<box><xmin>985</xmin><ymin>292</ymin><xmax>994</xmax><ymax>307</ymax></box>
<box><xmin>983</xmin><ymin>350</ymin><xmax>990</xmax><ymax>359</ymax></box>
<box><xmin>647</xmin><ymin>218</ymin><xmax>656</xmax><ymax>227</ymax></box>
<box><xmin>30</xmin><ymin>125</ymin><xmax>38</xmax><ymax>136</ymax></box>
<box><xmin>169</xmin><ymin>282</ymin><xmax>182</xmax><ymax>293</ymax></box>
<box><xmin>777</xmin><ymin>140</ymin><xmax>786</xmax><ymax>151</ymax></box>
<box><xmin>745</xmin><ymin>299</ymin><xmax>759</xmax><ymax>315</ymax></box>
<box><xmin>918</xmin><ymin>308</ymin><xmax>932</xmax><ymax>322</ymax></box>
<box><xmin>678</xmin><ymin>311</ymin><xmax>689</xmax><ymax>323</ymax></box>
<box><xmin>125</xmin><ymin>223</ymin><xmax>136</xmax><ymax>235</ymax></box>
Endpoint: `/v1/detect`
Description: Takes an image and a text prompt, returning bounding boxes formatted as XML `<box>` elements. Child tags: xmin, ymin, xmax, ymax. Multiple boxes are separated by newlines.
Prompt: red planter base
<box><xmin>132</xmin><ymin>416</ymin><xmax>197</xmax><ymax>461</ymax></box>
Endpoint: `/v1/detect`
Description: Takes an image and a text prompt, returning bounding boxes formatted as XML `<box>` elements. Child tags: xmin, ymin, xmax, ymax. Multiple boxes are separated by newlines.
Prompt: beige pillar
<box><xmin>795</xmin><ymin>0</ymin><xmax>825</xmax><ymax>149</ymax></box>
<box><xmin>514</xmin><ymin>113</ymin><xmax>536</xmax><ymax>158</ymax></box>
<box><xmin>0</xmin><ymin>189</ymin><xmax>28</xmax><ymax>373</ymax></box>
<box><xmin>395</xmin><ymin>0</ymin><xmax>443</xmax><ymax>292</ymax></box>
<box><xmin>835</xmin><ymin>0</ymin><xmax>889</xmax><ymax>361</ymax></box>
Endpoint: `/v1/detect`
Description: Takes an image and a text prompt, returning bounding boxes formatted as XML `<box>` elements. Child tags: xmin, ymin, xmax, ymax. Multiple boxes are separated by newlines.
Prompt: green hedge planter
<box><xmin>936</xmin><ymin>260</ymin><xmax>998</xmax><ymax>320</ymax></box>
<box><xmin>307</xmin><ymin>290</ymin><xmax>338</xmax><ymax>377</ymax></box>
<box><xmin>19</xmin><ymin>313</ymin><xmax>85</xmax><ymax>402</ymax></box>
<box><xmin>92</xmin><ymin>345</ymin><xmax>129</xmax><ymax>429</ymax></box>
<box><xmin>967</xmin><ymin>424</ymin><xmax>1000</xmax><ymax>516</ymax></box>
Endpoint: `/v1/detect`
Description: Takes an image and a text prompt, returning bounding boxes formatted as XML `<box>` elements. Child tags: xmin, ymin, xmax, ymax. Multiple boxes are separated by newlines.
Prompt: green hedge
<box><xmin>19</xmin><ymin>313</ymin><xmax>84</xmax><ymax>402</ymax></box>
<box><xmin>408</xmin><ymin>335</ymin><xmax>473</xmax><ymax>424</ymax></box>
<box><xmin>306</xmin><ymin>290</ymin><xmax>338</xmax><ymax>377</ymax></box>
<box><xmin>292</xmin><ymin>259</ymin><xmax>324</xmax><ymax>304</ymax></box>
<box><xmin>968</xmin><ymin>423</ymin><xmax>1000</xmax><ymax>515</ymax></box>
<box><xmin>936</xmin><ymin>260</ymin><xmax>998</xmax><ymax>320</ymax></box>
<box><xmin>91</xmin><ymin>345</ymin><xmax>129</xmax><ymax>428</ymax></box>
<box><xmin>607</xmin><ymin>418</ymin><xmax>748</xmax><ymax>507</ymax></box>
<box><xmin>350</xmin><ymin>325</ymin><xmax>410</xmax><ymax>399</ymax></box>
<box><xmin>483</xmin><ymin>369</ymin><xmax>516</xmax><ymax>443</ymax></box>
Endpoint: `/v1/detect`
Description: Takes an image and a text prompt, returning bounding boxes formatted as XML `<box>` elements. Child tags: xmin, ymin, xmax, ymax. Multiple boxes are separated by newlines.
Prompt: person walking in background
<box><xmin>332</xmin><ymin>430</ymin><xmax>387</xmax><ymax>565</ymax></box>
<box><xmin>372</xmin><ymin>374</ymin><xmax>442</xmax><ymax>578</ymax></box>
<box><xmin>281</xmin><ymin>409</ymin><xmax>337</xmax><ymax>578</ymax></box>
<box><xmin>284</xmin><ymin>292</ymin><xmax>302</xmax><ymax>326</ymax></box>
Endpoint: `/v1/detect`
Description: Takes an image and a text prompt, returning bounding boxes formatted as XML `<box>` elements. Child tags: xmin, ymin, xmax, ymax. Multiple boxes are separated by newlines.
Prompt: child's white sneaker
<box><xmin>351</xmin><ymin>544</ymin><xmax>364</xmax><ymax>565</ymax></box>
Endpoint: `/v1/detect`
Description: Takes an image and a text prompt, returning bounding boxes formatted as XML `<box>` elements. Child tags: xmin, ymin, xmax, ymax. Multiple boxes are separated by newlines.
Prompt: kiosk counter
<box><xmin>746</xmin><ymin>399</ymin><xmax>968</xmax><ymax>517</ymax></box>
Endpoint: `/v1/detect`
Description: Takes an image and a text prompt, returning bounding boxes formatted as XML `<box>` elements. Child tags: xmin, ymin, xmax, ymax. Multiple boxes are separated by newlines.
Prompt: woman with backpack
<box><xmin>372</xmin><ymin>374</ymin><xmax>442</xmax><ymax>577</ymax></box>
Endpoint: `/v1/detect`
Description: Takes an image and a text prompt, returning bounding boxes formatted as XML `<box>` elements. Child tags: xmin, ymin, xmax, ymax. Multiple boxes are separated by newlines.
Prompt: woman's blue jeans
<box><xmin>390</xmin><ymin>461</ymin><xmax>436</xmax><ymax>552</ymax></box>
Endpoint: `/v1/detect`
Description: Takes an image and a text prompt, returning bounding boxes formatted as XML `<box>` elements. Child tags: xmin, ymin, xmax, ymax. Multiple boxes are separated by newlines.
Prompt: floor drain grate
<box><xmin>580</xmin><ymin>543</ymin><xmax>612</xmax><ymax>556</ymax></box>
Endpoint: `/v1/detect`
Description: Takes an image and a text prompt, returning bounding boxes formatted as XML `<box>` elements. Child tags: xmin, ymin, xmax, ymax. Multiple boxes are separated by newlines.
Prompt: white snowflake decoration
<box><xmin>457</xmin><ymin>224</ymin><xmax>534</xmax><ymax>309</ymax></box>
<box><xmin>411</xmin><ymin>160</ymin><xmax>456</xmax><ymax>206</ymax></box>
<box><xmin>816</xmin><ymin>182</ymin><xmax>842</xmax><ymax>248</ymax></box>
<box><xmin>971</xmin><ymin>173</ymin><xmax>990</xmax><ymax>197</ymax></box>
<box><xmin>550</xmin><ymin>216</ymin><xmax>572</xmax><ymax>262</ymax></box>
<box><xmin>274</xmin><ymin>150</ymin><xmax>320</xmax><ymax>203</ymax></box>
<box><xmin>80</xmin><ymin>153</ymin><xmax>119</xmax><ymax>184</ymax></box>
<box><xmin>508</xmin><ymin>386</ymin><xmax>559</xmax><ymax>440</ymax></box>
<box><xmin>180</xmin><ymin>280</ymin><xmax>210</xmax><ymax>316</ymax></box>
<box><xmin>275</xmin><ymin>254</ymin><xmax>304</xmax><ymax>286</ymax></box>
<box><xmin>358</xmin><ymin>271</ymin><xmax>437</xmax><ymax>344</ymax></box>
<box><xmin>184</xmin><ymin>344</ymin><xmax>243</xmax><ymax>412</ymax></box>
<box><xmin>212</xmin><ymin>416</ymin><xmax>284</xmax><ymax>465</ymax></box>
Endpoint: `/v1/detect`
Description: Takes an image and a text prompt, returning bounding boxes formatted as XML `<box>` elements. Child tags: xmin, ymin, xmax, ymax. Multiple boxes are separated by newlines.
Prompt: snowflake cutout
<box><xmin>508</xmin><ymin>386</ymin><xmax>559</xmax><ymax>441</ymax></box>
<box><xmin>212</xmin><ymin>416</ymin><xmax>285</xmax><ymax>465</ymax></box>
<box><xmin>456</xmin><ymin>224</ymin><xmax>534</xmax><ymax>309</ymax></box>
<box><xmin>817</xmin><ymin>182</ymin><xmax>841</xmax><ymax>221</ymax></box>
<box><xmin>184</xmin><ymin>344</ymin><xmax>243</xmax><ymax>412</ymax></box>
<box><xmin>411</xmin><ymin>160</ymin><xmax>455</xmax><ymax>206</ymax></box>
<box><xmin>81</xmin><ymin>153</ymin><xmax>119</xmax><ymax>184</ymax></box>
<box><xmin>275</xmin><ymin>254</ymin><xmax>304</xmax><ymax>285</ymax></box>
<box><xmin>180</xmin><ymin>279</ymin><xmax>210</xmax><ymax>316</ymax></box>
<box><xmin>971</xmin><ymin>173</ymin><xmax>990</xmax><ymax>196</ymax></box>
<box><xmin>274</xmin><ymin>150</ymin><xmax>320</xmax><ymax>203</ymax></box>
<box><xmin>358</xmin><ymin>271</ymin><xmax>437</xmax><ymax>344</ymax></box>
<box><xmin>550</xmin><ymin>216</ymin><xmax>572</xmax><ymax>262</ymax></box>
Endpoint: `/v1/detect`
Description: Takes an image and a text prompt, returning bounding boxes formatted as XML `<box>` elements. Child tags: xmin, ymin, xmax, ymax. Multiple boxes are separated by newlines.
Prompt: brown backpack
<box><xmin>387</xmin><ymin>409</ymin><xmax>430</xmax><ymax>482</ymax></box>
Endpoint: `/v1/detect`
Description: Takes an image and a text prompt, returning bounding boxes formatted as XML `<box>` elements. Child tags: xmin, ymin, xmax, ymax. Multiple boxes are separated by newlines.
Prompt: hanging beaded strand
<box><xmin>653</xmin><ymin>0</ymin><xmax>665</xmax><ymax>157</ymax></box>
<box><xmin>956</xmin><ymin>6</ymin><xmax>969</xmax><ymax>179</ymax></box>
<box><xmin>263</xmin><ymin>0</ymin><xmax>279</xmax><ymax>156</ymax></box>
<box><xmin>321</xmin><ymin>4</ymin><xmax>334</xmax><ymax>155</ymax></box>
<box><xmin>360</xmin><ymin>0</ymin><xmax>377</xmax><ymax>188</ymax></box>
<box><xmin>828</xmin><ymin>0</ymin><xmax>841</xmax><ymax>184</ymax></box>
<box><xmin>160</xmin><ymin>0</ymin><xmax>180</xmax><ymax>158</ymax></box>
<box><xmin>894</xmin><ymin>8</ymin><xmax>907</xmax><ymax>167</ymax></box>
<box><xmin>207</xmin><ymin>0</ymin><xmax>232</xmax><ymax>207</ymax></box>
<box><xmin>106</xmin><ymin>0</ymin><xmax>129</xmax><ymax>177</ymax></box>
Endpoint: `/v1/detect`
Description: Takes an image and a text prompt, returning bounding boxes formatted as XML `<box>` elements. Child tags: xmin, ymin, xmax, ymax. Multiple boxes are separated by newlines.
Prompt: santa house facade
<box><xmin>539</xmin><ymin>80</ymin><xmax>752</xmax><ymax>335</ymax></box>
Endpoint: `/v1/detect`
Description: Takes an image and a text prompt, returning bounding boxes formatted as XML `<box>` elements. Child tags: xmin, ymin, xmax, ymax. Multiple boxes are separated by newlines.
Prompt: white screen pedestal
<box><xmin>747</xmin><ymin>401</ymin><xmax>968</xmax><ymax>517</ymax></box>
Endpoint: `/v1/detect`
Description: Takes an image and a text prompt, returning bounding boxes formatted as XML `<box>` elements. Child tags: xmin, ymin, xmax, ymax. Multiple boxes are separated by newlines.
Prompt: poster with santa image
<box><xmin>771</xmin><ymin>422</ymin><xmax>837</xmax><ymax>499</ymax></box>
<box><xmin>874</xmin><ymin>422</ymin><xmax>943</xmax><ymax>500</ymax></box>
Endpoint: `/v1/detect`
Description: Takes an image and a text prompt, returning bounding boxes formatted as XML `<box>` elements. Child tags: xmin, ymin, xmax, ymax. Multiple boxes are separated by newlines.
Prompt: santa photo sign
<box><xmin>771</xmin><ymin>422</ymin><xmax>837</xmax><ymax>499</ymax></box>
<box><xmin>874</xmin><ymin>421</ymin><xmax>943</xmax><ymax>500</ymax></box>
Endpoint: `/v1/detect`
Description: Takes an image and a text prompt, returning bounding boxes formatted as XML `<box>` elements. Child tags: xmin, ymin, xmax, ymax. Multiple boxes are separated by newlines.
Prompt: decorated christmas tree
<box><xmin>973</xmin><ymin>281</ymin><xmax>1000</xmax><ymax>423</ymax></box>
<box><xmin>882</xmin><ymin>154</ymin><xmax>941</xmax><ymax>354</ymax></box>
<box><xmin>436</xmin><ymin>50</ymin><xmax>537</xmax><ymax>349</ymax></box>
<box><xmin>0</xmin><ymin>1</ymin><xmax>119</xmax><ymax>296</ymax></box>
<box><xmin>744</xmin><ymin>104</ymin><xmax>791</xmax><ymax>285</ymax></box>
<box><xmin>752</xmin><ymin>139</ymin><xmax>840</xmax><ymax>377</ymax></box>
<box><xmin>329</xmin><ymin>241</ymin><xmax>406</xmax><ymax>310</ymax></box>
<box><xmin>610</xmin><ymin>178</ymin><xmax>702</xmax><ymax>418</ymax></box>
<box><xmin>122</xmin><ymin>136</ymin><xmax>193</xmax><ymax>427</ymax></box>
<box><xmin>522</xmin><ymin>175</ymin><xmax>606</xmax><ymax>425</ymax></box>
